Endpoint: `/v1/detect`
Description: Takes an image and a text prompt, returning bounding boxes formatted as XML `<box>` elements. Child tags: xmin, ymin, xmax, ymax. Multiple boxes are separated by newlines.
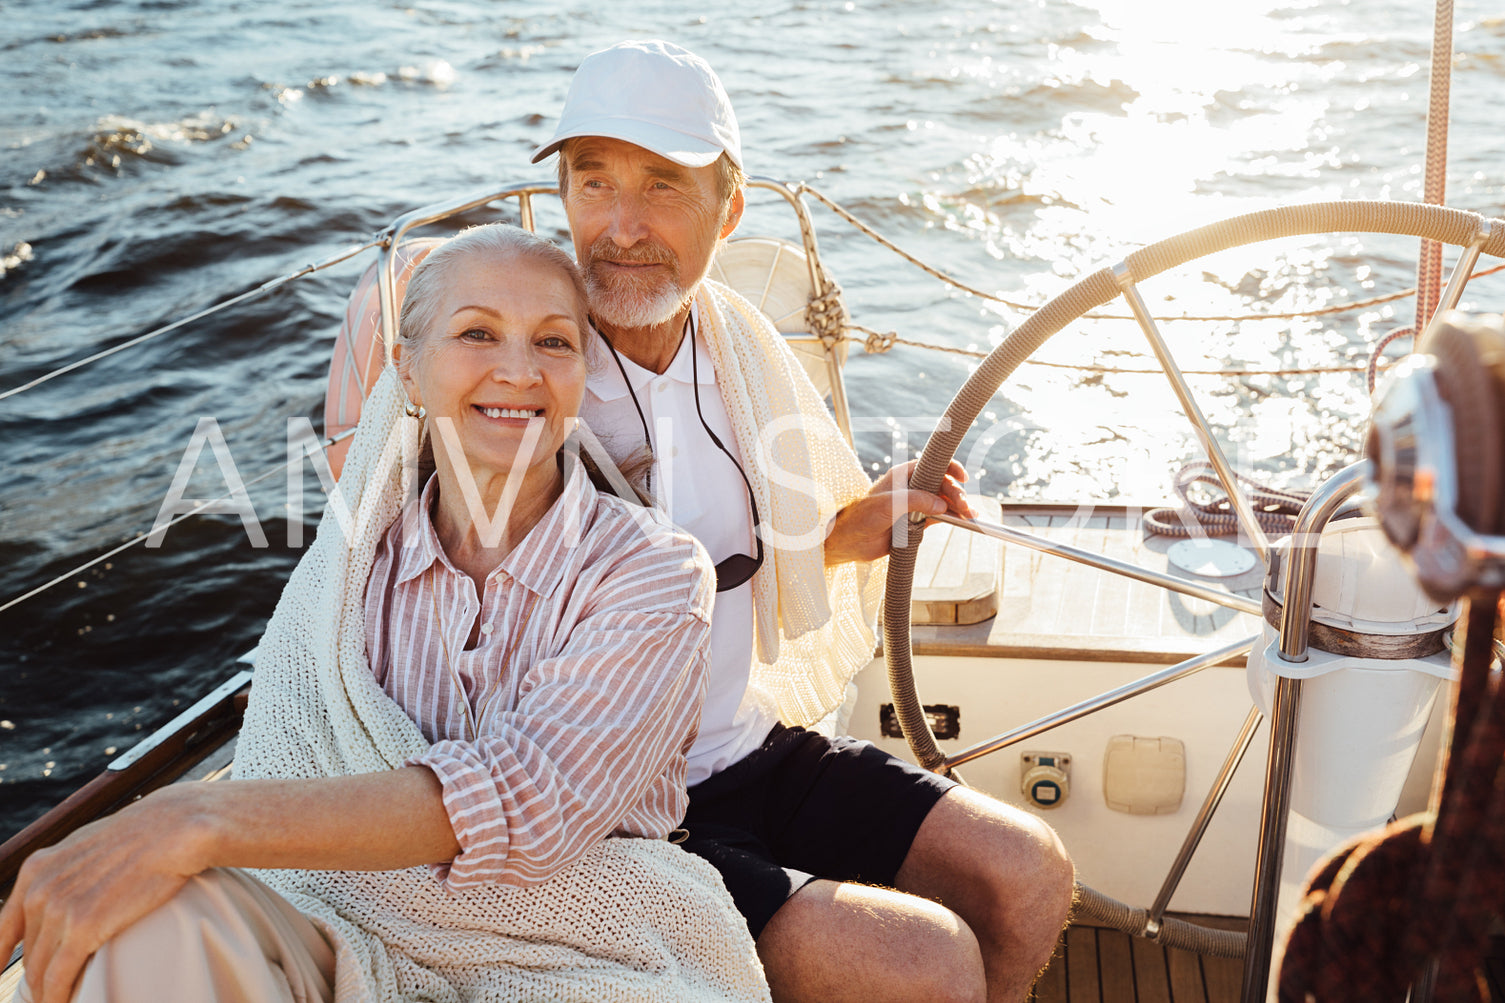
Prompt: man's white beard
<box><xmin>586</xmin><ymin>268</ymin><xmax>691</xmax><ymax>330</ymax></box>
<box><xmin>582</xmin><ymin>234</ymin><xmax>698</xmax><ymax>330</ymax></box>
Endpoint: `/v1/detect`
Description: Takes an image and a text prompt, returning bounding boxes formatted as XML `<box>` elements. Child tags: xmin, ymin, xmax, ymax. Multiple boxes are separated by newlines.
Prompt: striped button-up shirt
<box><xmin>364</xmin><ymin>459</ymin><xmax>714</xmax><ymax>890</ymax></box>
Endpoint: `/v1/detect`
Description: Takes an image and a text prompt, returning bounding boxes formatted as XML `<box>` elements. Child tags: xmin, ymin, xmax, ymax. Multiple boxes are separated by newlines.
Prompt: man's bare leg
<box><xmin>756</xmin><ymin>879</ymin><xmax>987</xmax><ymax>1003</ymax></box>
<box><xmin>895</xmin><ymin>787</ymin><xmax>1075</xmax><ymax>1001</ymax></box>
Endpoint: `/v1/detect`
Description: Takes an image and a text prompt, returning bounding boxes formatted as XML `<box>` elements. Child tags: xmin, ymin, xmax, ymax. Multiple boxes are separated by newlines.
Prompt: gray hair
<box><xmin>394</xmin><ymin>223</ymin><xmax>589</xmax><ymax>375</ymax></box>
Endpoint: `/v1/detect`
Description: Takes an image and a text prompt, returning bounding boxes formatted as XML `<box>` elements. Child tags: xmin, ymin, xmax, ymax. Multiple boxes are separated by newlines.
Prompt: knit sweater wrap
<box><xmin>233</xmin><ymin>367</ymin><xmax>769</xmax><ymax>1002</ymax></box>
<box><xmin>694</xmin><ymin>279</ymin><xmax>885</xmax><ymax>727</ymax></box>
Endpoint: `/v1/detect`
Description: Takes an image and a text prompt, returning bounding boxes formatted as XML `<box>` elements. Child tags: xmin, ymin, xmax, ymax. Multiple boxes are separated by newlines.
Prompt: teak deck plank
<box><xmin>1201</xmin><ymin>954</ymin><xmax>1244</xmax><ymax>1002</ymax></box>
<box><xmin>1195</xmin><ymin>916</ymin><xmax>1248</xmax><ymax>1002</ymax></box>
<box><xmin>1036</xmin><ymin>914</ymin><xmax>1249</xmax><ymax>1003</ymax></box>
<box><xmin>1032</xmin><ymin>941</ymin><xmax>1069</xmax><ymax>1003</ymax></box>
<box><xmin>1130</xmin><ymin>935</ymin><xmax>1174</xmax><ymax>1002</ymax></box>
<box><xmin>1167</xmin><ymin>946</ymin><xmax>1211</xmax><ymax>1003</ymax></box>
<box><xmin>1089</xmin><ymin>532</ymin><xmax>1134</xmax><ymax>640</ymax></box>
<box><xmin>1096</xmin><ymin>928</ymin><xmax>1138</xmax><ymax>1003</ymax></box>
<box><xmin>1066</xmin><ymin>925</ymin><xmax>1104</xmax><ymax>1002</ymax></box>
<box><xmin>1050</xmin><ymin>516</ymin><xmax>1103</xmax><ymax>638</ymax></box>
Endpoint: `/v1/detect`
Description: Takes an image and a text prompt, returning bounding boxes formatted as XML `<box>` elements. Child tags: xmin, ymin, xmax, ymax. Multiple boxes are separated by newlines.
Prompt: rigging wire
<box><xmin>0</xmin><ymin>427</ymin><xmax>355</xmax><ymax>616</ymax></box>
<box><xmin>798</xmin><ymin>184</ymin><xmax>1505</xmax><ymax>323</ymax></box>
<box><xmin>0</xmin><ymin>236</ymin><xmax>388</xmax><ymax>403</ymax></box>
<box><xmin>847</xmin><ymin>323</ymin><xmax>1424</xmax><ymax>377</ymax></box>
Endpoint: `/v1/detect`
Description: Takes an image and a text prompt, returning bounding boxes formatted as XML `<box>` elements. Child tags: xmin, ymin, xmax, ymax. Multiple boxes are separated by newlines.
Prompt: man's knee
<box><xmin>758</xmin><ymin>881</ymin><xmax>987</xmax><ymax>1003</ymax></box>
<box><xmin>1008</xmin><ymin>804</ymin><xmax>1076</xmax><ymax>914</ymax></box>
<box><xmin>903</xmin><ymin>788</ymin><xmax>1075</xmax><ymax>932</ymax></box>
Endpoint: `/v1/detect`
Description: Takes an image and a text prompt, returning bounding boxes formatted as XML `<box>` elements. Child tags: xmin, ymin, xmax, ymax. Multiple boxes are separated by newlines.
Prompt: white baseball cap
<box><xmin>530</xmin><ymin>40</ymin><xmax>742</xmax><ymax>169</ymax></box>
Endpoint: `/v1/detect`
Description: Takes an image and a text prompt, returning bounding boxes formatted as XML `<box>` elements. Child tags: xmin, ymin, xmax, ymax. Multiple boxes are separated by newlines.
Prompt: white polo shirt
<box><xmin>580</xmin><ymin>311</ymin><xmax>778</xmax><ymax>785</ymax></box>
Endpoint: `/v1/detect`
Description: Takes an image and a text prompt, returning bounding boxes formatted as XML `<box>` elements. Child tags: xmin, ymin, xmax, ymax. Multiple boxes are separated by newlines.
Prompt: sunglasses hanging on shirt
<box><xmin>596</xmin><ymin>315</ymin><xmax>765</xmax><ymax>593</ymax></box>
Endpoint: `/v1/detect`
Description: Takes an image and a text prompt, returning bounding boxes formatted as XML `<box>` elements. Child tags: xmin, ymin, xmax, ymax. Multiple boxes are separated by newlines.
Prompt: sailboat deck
<box><xmin>909</xmin><ymin>503</ymin><xmax>1260</xmax><ymax>1003</ymax></box>
<box><xmin>1032</xmin><ymin>915</ymin><xmax>1248</xmax><ymax>1003</ymax></box>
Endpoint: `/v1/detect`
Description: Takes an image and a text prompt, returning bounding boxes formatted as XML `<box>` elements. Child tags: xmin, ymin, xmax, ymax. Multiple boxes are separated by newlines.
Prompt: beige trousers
<box><xmin>12</xmin><ymin>869</ymin><xmax>334</xmax><ymax>1003</ymax></box>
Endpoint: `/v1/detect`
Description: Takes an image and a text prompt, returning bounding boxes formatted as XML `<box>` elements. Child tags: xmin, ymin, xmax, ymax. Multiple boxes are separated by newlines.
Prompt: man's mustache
<box><xmin>585</xmin><ymin>237</ymin><xmax>677</xmax><ymax>268</ymax></box>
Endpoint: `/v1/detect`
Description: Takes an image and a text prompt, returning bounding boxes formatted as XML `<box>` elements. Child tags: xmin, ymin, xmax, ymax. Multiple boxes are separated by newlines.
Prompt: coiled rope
<box><xmin>1143</xmin><ymin>461</ymin><xmax>1311</xmax><ymax>538</ymax></box>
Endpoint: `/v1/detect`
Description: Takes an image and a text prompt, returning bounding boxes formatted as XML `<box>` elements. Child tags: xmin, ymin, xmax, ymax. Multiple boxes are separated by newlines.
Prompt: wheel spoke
<box><xmin>942</xmin><ymin>636</ymin><xmax>1256</xmax><ymax>772</ymax></box>
<box><xmin>1148</xmin><ymin>705</ymin><xmax>1265</xmax><ymax>925</ymax></box>
<box><xmin>928</xmin><ymin>512</ymin><xmax>1262</xmax><ymax>617</ymax></box>
<box><xmin>1113</xmin><ymin>261</ymin><xmax>1273</xmax><ymax>562</ymax></box>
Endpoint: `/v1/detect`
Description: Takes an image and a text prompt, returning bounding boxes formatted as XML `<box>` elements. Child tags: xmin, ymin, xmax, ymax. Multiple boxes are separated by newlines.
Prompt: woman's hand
<box><xmin>0</xmin><ymin>768</ymin><xmax>458</xmax><ymax>1001</ymax></box>
<box><xmin>0</xmin><ymin>786</ymin><xmax>213</xmax><ymax>1003</ymax></box>
<box><xmin>824</xmin><ymin>458</ymin><xmax>975</xmax><ymax>566</ymax></box>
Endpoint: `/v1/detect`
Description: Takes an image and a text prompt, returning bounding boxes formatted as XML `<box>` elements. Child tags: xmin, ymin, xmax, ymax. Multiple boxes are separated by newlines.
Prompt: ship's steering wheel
<box><xmin>880</xmin><ymin>200</ymin><xmax>1505</xmax><ymax>962</ymax></box>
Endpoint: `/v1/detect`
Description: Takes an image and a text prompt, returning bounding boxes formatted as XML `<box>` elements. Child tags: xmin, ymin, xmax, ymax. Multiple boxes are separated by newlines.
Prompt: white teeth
<box><xmin>480</xmin><ymin>407</ymin><xmax>540</xmax><ymax>419</ymax></box>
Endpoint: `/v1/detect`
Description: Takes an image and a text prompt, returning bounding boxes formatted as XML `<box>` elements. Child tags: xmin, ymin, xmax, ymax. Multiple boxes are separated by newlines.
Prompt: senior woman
<box><xmin>0</xmin><ymin>225</ymin><xmax>766</xmax><ymax>1003</ymax></box>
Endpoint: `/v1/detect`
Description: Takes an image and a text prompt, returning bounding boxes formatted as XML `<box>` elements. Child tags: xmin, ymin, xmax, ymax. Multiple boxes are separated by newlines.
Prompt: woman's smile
<box><xmin>475</xmin><ymin>406</ymin><xmax>545</xmax><ymax>420</ymax></box>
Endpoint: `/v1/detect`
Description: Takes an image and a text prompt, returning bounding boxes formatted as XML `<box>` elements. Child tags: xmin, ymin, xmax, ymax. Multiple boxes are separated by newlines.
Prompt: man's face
<box><xmin>561</xmin><ymin>137</ymin><xmax>740</xmax><ymax>331</ymax></box>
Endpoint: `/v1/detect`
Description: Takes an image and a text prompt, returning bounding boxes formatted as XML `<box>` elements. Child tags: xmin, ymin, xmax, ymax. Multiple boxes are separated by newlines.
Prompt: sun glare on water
<box><xmin>1040</xmin><ymin>0</ymin><xmax>1327</xmax><ymax>242</ymax></box>
<box><xmin>937</xmin><ymin>0</ymin><xmax>1392</xmax><ymax>502</ymax></box>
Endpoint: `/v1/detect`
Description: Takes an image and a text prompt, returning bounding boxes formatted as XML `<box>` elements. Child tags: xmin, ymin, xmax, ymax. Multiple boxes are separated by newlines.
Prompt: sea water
<box><xmin>1</xmin><ymin>0</ymin><xmax>1502</xmax><ymax>836</ymax></box>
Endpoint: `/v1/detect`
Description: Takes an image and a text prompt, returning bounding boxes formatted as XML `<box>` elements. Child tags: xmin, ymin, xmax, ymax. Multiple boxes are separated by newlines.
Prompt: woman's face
<box><xmin>398</xmin><ymin>250</ymin><xmax>588</xmax><ymax>487</ymax></box>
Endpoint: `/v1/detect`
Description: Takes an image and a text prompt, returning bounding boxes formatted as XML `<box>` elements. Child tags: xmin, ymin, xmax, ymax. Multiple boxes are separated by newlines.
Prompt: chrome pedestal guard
<box><xmin>882</xmin><ymin>201</ymin><xmax>1505</xmax><ymax>994</ymax></box>
<box><xmin>1239</xmin><ymin>463</ymin><xmax>1371</xmax><ymax>1001</ymax></box>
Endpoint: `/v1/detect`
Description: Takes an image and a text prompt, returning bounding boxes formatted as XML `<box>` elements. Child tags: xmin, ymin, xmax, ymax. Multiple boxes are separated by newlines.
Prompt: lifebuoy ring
<box><xmin>324</xmin><ymin>235</ymin><xmax>844</xmax><ymax>478</ymax></box>
<box><xmin>708</xmin><ymin>236</ymin><xmax>847</xmax><ymax>399</ymax></box>
<box><xmin>323</xmin><ymin>239</ymin><xmax>443</xmax><ymax>477</ymax></box>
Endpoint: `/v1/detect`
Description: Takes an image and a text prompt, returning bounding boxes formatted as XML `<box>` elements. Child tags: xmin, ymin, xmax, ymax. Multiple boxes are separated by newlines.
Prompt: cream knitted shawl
<box><xmin>233</xmin><ymin>368</ymin><xmax>769</xmax><ymax>1003</ymax></box>
<box><xmin>695</xmin><ymin>280</ymin><xmax>887</xmax><ymax>727</ymax></box>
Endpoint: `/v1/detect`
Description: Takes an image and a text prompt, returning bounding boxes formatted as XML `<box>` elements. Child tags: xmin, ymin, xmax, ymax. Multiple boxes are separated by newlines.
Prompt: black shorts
<box><xmin>678</xmin><ymin>724</ymin><xmax>957</xmax><ymax>939</ymax></box>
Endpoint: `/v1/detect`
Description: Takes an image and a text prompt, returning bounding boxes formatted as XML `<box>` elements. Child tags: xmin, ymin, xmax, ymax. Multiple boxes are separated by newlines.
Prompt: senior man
<box><xmin>532</xmin><ymin>40</ymin><xmax>1074</xmax><ymax>1003</ymax></box>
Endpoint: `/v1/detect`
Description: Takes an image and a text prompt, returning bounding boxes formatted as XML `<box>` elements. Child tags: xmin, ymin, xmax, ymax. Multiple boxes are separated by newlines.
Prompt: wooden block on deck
<box><xmin>911</xmin><ymin>495</ymin><xmax>1003</xmax><ymax>626</ymax></box>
